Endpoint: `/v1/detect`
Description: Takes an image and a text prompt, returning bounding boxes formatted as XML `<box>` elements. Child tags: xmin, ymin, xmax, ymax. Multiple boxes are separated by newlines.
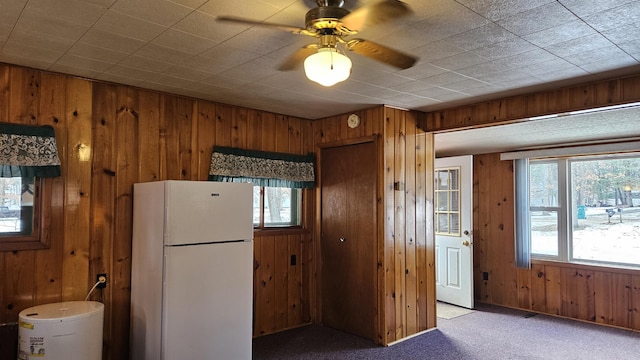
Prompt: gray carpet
<box><xmin>252</xmin><ymin>303</ymin><xmax>640</xmax><ymax>360</ymax></box>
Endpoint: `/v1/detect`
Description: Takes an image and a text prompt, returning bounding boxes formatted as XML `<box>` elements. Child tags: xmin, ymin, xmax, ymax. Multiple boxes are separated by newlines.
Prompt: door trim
<box><xmin>316</xmin><ymin>135</ymin><xmax>379</xmax><ymax>149</ymax></box>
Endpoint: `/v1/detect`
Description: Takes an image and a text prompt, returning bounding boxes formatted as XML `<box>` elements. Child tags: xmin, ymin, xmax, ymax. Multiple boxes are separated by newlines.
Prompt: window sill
<box><xmin>531</xmin><ymin>258</ymin><xmax>640</xmax><ymax>275</ymax></box>
<box><xmin>253</xmin><ymin>227</ymin><xmax>309</xmax><ymax>237</ymax></box>
<box><xmin>0</xmin><ymin>236</ymin><xmax>49</xmax><ymax>252</ymax></box>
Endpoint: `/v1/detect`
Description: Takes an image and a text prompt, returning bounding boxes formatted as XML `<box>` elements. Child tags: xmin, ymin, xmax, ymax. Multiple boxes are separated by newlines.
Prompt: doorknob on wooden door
<box><xmin>340</xmin><ymin>236</ymin><xmax>346</xmax><ymax>242</ymax></box>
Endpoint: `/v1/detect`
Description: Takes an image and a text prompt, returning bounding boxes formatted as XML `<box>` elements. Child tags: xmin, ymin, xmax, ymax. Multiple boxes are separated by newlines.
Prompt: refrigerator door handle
<box><xmin>162</xmin><ymin>253</ymin><xmax>168</xmax><ymax>288</ymax></box>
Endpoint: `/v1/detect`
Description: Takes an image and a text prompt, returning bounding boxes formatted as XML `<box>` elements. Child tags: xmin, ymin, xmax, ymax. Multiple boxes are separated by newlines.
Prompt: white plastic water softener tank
<box><xmin>18</xmin><ymin>301</ymin><xmax>104</xmax><ymax>360</ymax></box>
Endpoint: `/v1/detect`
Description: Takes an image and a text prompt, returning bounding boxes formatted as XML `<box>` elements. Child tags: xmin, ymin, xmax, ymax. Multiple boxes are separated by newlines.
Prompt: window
<box><xmin>0</xmin><ymin>176</ymin><xmax>47</xmax><ymax>251</ymax></box>
<box><xmin>253</xmin><ymin>186</ymin><xmax>302</xmax><ymax>228</ymax></box>
<box><xmin>208</xmin><ymin>146</ymin><xmax>314</xmax><ymax>229</ymax></box>
<box><xmin>1</xmin><ymin>122</ymin><xmax>60</xmax><ymax>251</ymax></box>
<box><xmin>529</xmin><ymin>161</ymin><xmax>562</xmax><ymax>257</ymax></box>
<box><xmin>528</xmin><ymin>154</ymin><xmax>640</xmax><ymax>267</ymax></box>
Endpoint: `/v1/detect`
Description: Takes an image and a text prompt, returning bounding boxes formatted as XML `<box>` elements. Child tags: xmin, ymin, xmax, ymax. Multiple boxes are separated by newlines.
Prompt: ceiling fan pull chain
<box><xmin>330</xmin><ymin>50</ymin><xmax>334</xmax><ymax>70</ymax></box>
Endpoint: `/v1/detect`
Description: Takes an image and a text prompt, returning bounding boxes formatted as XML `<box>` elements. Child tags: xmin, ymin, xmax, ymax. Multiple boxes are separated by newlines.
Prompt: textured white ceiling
<box><xmin>1</xmin><ymin>0</ymin><xmax>639</xmax><ymax>119</ymax></box>
<box><xmin>1</xmin><ymin>0</ymin><xmax>639</xmax><ymax>154</ymax></box>
<box><xmin>435</xmin><ymin>103</ymin><xmax>640</xmax><ymax>157</ymax></box>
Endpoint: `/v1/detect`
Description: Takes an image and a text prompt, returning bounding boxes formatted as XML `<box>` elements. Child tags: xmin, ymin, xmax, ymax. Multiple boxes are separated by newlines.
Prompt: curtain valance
<box><xmin>208</xmin><ymin>146</ymin><xmax>315</xmax><ymax>189</ymax></box>
<box><xmin>0</xmin><ymin>123</ymin><xmax>61</xmax><ymax>178</ymax></box>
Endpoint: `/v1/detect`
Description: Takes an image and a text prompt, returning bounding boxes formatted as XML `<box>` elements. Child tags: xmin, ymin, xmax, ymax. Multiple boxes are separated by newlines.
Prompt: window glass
<box><xmin>0</xmin><ymin>177</ymin><xmax>35</xmax><ymax>236</ymax></box>
<box><xmin>253</xmin><ymin>186</ymin><xmax>301</xmax><ymax>228</ymax></box>
<box><xmin>527</xmin><ymin>155</ymin><xmax>640</xmax><ymax>267</ymax></box>
<box><xmin>570</xmin><ymin>157</ymin><xmax>640</xmax><ymax>265</ymax></box>
<box><xmin>530</xmin><ymin>210</ymin><xmax>559</xmax><ymax>256</ymax></box>
<box><xmin>252</xmin><ymin>186</ymin><xmax>261</xmax><ymax>224</ymax></box>
<box><xmin>529</xmin><ymin>162</ymin><xmax>560</xmax><ymax>256</ymax></box>
<box><xmin>530</xmin><ymin>162</ymin><xmax>558</xmax><ymax>207</ymax></box>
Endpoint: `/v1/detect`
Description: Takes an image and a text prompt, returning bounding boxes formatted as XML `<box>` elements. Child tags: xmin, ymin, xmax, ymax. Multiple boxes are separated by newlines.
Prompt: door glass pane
<box><xmin>435</xmin><ymin>167</ymin><xmax>461</xmax><ymax>236</ymax></box>
<box><xmin>450</xmin><ymin>169</ymin><xmax>459</xmax><ymax>190</ymax></box>
<box><xmin>450</xmin><ymin>191</ymin><xmax>459</xmax><ymax>211</ymax></box>
<box><xmin>436</xmin><ymin>171</ymin><xmax>449</xmax><ymax>190</ymax></box>
<box><xmin>437</xmin><ymin>191</ymin><xmax>448</xmax><ymax>211</ymax></box>
<box><xmin>438</xmin><ymin>213</ymin><xmax>449</xmax><ymax>233</ymax></box>
<box><xmin>450</xmin><ymin>213</ymin><xmax>460</xmax><ymax>233</ymax></box>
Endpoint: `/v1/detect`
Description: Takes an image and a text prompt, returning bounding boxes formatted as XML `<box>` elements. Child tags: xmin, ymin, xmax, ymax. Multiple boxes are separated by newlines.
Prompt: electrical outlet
<box><xmin>97</xmin><ymin>273</ymin><xmax>107</xmax><ymax>289</ymax></box>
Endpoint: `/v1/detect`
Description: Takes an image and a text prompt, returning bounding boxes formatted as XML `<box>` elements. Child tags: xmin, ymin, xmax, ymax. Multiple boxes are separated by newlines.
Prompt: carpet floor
<box><xmin>253</xmin><ymin>303</ymin><xmax>640</xmax><ymax>360</ymax></box>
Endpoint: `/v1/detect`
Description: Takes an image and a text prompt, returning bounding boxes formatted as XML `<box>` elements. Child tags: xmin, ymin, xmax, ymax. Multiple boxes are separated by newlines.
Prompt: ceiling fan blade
<box><xmin>278</xmin><ymin>45</ymin><xmax>319</xmax><ymax>71</ymax></box>
<box><xmin>340</xmin><ymin>0</ymin><xmax>412</xmax><ymax>32</ymax></box>
<box><xmin>216</xmin><ymin>16</ymin><xmax>307</xmax><ymax>35</ymax></box>
<box><xmin>347</xmin><ymin>39</ymin><xmax>417</xmax><ymax>69</ymax></box>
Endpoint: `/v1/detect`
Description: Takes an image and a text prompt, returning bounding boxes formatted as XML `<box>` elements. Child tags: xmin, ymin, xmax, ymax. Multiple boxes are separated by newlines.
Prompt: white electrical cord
<box><xmin>84</xmin><ymin>280</ymin><xmax>101</xmax><ymax>301</ymax></box>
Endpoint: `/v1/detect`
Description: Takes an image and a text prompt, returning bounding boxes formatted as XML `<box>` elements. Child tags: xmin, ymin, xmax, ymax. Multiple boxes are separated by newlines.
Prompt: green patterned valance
<box><xmin>209</xmin><ymin>146</ymin><xmax>315</xmax><ymax>189</ymax></box>
<box><xmin>0</xmin><ymin>123</ymin><xmax>61</xmax><ymax>178</ymax></box>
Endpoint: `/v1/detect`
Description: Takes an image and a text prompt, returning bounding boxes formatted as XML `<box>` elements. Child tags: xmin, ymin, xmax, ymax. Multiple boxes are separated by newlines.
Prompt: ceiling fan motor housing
<box><xmin>315</xmin><ymin>0</ymin><xmax>345</xmax><ymax>7</ymax></box>
<box><xmin>305</xmin><ymin>6</ymin><xmax>350</xmax><ymax>31</ymax></box>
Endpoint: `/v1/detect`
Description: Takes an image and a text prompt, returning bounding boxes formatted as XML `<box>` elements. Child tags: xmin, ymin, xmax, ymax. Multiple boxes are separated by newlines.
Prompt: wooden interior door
<box><xmin>321</xmin><ymin>141</ymin><xmax>376</xmax><ymax>341</ymax></box>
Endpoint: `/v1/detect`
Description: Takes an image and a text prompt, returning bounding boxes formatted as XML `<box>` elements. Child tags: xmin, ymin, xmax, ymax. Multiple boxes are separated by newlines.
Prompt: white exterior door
<box><xmin>435</xmin><ymin>155</ymin><xmax>474</xmax><ymax>309</ymax></box>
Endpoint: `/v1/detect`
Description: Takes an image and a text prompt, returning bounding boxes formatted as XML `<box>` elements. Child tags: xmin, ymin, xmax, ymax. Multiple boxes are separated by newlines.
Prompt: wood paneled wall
<box><xmin>252</xmin><ymin>233</ymin><xmax>309</xmax><ymax>336</ymax></box>
<box><xmin>382</xmin><ymin>109</ymin><xmax>436</xmax><ymax>344</ymax></box>
<box><xmin>0</xmin><ymin>63</ymin><xmax>313</xmax><ymax>360</ymax></box>
<box><xmin>421</xmin><ymin>73</ymin><xmax>640</xmax><ymax>132</ymax></box>
<box><xmin>474</xmin><ymin>153</ymin><xmax>640</xmax><ymax>331</ymax></box>
<box><xmin>1</xmin><ymin>63</ymin><xmax>437</xmax><ymax>359</ymax></box>
<box><xmin>311</xmin><ymin>107</ymin><xmax>436</xmax><ymax>345</ymax></box>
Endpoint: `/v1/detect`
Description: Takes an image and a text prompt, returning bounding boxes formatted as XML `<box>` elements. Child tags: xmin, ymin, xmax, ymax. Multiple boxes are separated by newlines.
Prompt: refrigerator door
<box><xmin>164</xmin><ymin>181</ymin><xmax>253</xmax><ymax>245</ymax></box>
<box><xmin>162</xmin><ymin>241</ymin><xmax>253</xmax><ymax>360</ymax></box>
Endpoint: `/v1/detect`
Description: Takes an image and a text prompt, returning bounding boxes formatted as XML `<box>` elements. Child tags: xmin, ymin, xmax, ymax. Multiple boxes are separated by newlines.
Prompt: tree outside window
<box><xmin>253</xmin><ymin>186</ymin><xmax>301</xmax><ymax>228</ymax></box>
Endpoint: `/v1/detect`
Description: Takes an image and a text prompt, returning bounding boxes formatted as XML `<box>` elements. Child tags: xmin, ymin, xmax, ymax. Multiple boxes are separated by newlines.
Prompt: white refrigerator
<box><xmin>130</xmin><ymin>180</ymin><xmax>253</xmax><ymax>360</ymax></box>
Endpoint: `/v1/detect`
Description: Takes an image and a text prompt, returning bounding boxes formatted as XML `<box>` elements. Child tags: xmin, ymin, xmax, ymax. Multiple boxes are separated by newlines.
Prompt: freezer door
<box><xmin>162</xmin><ymin>241</ymin><xmax>253</xmax><ymax>360</ymax></box>
<box><xmin>164</xmin><ymin>181</ymin><xmax>253</xmax><ymax>245</ymax></box>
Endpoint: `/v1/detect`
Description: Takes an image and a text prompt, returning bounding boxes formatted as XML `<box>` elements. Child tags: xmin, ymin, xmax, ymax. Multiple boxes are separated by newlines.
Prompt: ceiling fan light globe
<box><xmin>304</xmin><ymin>48</ymin><xmax>352</xmax><ymax>87</ymax></box>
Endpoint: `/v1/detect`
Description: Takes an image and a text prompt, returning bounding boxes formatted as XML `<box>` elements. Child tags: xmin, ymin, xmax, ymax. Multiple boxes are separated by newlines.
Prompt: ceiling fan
<box><xmin>217</xmin><ymin>0</ymin><xmax>418</xmax><ymax>86</ymax></box>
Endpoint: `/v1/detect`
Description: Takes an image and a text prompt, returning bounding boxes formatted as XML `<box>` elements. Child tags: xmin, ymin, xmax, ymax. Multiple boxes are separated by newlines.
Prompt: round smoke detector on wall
<box><xmin>347</xmin><ymin>113</ymin><xmax>360</xmax><ymax>128</ymax></box>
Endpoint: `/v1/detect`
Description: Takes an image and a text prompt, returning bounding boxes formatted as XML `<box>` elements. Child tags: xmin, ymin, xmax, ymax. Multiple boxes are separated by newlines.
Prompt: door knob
<box><xmin>340</xmin><ymin>237</ymin><xmax>346</xmax><ymax>242</ymax></box>
<box><xmin>462</xmin><ymin>240</ymin><xmax>470</xmax><ymax>246</ymax></box>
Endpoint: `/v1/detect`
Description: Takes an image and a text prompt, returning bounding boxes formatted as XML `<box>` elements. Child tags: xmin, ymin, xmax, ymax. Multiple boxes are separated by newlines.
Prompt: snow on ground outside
<box><xmin>532</xmin><ymin>206</ymin><xmax>640</xmax><ymax>265</ymax></box>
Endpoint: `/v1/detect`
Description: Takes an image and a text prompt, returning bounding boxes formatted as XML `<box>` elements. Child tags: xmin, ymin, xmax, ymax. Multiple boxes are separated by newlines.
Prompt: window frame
<box><xmin>253</xmin><ymin>185</ymin><xmax>303</xmax><ymax>230</ymax></box>
<box><xmin>0</xmin><ymin>177</ymin><xmax>49</xmax><ymax>251</ymax></box>
<box><xmin>529</xmin><ymin>159</ymin><xmax>569</xmax><ymax>261</ymax></box>
<box><xmin>528</xmin><ymin>155</ymin><xmax>640</xmax><ymax>268</ymax></box>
